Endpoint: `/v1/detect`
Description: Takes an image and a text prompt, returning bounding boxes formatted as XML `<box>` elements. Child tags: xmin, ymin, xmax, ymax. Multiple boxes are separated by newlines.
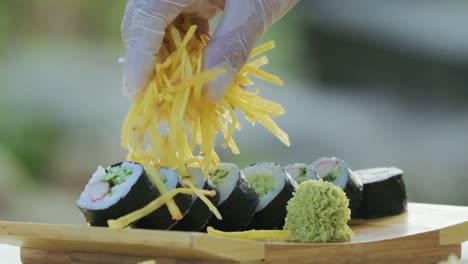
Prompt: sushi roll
<box><xmin>313</xmin><ymin>157</ymin><xmax>349</xmax><ymax>189</ymax></box>
<box><xmin>133</xmin><ymin>168</ymin><xmax>192</xmax><ymax>230</ymax></box>
<box><xmin>346</xmin><ymin>170</ymin><xmax>365</xmax><ymax>218</ymax></box>
<box><xmin>243</xmin><ymin>162</ymin><xmax>297</xmax><ymax>230</ymax></box>
<box><xmin>171</xmin><ymin>167</ymin><xmax>220</xmax><ymax>231</ymax></box>
<box><xmin>312</xmin><ymin>157</ymin><xmax>363</xmax><ymax>217</ymax></box>
<box><xmin>283</xmin><ymin>163</ymin><xmax>318</xmax><ymax>184</ymax></box>
<box><xmin>76</xmin><ymin>161</ymin><xmax>159</xmax><ymax>227</ymax></box>
<box><xmin>354</xmin><ymin>167</ymin><xmax>407</xmax><ymax>219</ymax></box>
<box><xmin>207</xmin><ymin>163</ymin><xmax>259</xmax><ymax>231</ymax></box>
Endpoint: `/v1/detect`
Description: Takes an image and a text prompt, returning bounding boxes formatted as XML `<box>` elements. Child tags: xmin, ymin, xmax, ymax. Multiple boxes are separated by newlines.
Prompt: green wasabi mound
<box><xmin>283</xmin><ymin>180</ymin><xmax>352</xmax><ymax>243</ymax></box>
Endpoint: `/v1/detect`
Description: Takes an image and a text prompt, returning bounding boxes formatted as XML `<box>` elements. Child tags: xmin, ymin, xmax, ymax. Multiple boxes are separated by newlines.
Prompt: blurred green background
<box><xmin>0</xmin><ymin>0</ymin><xmax>467</xmax><ymax>225</ymax></box>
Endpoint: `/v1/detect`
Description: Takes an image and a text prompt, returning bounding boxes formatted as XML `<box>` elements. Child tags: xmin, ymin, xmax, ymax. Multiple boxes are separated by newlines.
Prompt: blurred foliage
<box><xmin>0</xmin><ymin>1</ymin><xmax>10</xmax><ymax>52</ymax></box>
<box><xmin>0</xmin><ymin>1</ymin><xmax>305</xmax><ymax>73</ymax></box>
<box><xmin>0</xmin><ymin>0</ymin><xmax>126</xmax><ymax>53</ymax></box>
<box><xmin>0</xmin><ymin>101</ymin><xmax>63</xmax><ymax>182</ymax></box>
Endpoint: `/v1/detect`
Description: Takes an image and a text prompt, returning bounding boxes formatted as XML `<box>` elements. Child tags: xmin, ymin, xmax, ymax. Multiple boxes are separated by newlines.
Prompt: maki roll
<box><xmin>346</xmin><ymin>170</ymin><xmax>364</xmax><ymax>218</ymax></box>
<box><xmin>243</xmin><ymin>162</ymin><xmax>297</xmax><ymax>230</ymax></box>
<box><xmin>312</xmin><ymin>157</ymin><xmax>363</xmax><ymax>217</ymax></box>
<box><xmin>207</xmin><ymin>163</ymin><xmax>259</xmax><ymax>231</ymax></box>
<box><xmin>284</xmin><ymin>163</ymin><xmax>318</xmax><ymax>184</ymax></box>
<box><xmin>171</xmin><ymin>167</ymin><xmax>220</xmax><ymax>231</ymax></box>
<box><xmin>76</xmin><ymin>161</ymin><xmax>158</xmax><ymax>227</ymax></box>
<box><xmin>133</xmin><ymin>168</ymin><xmax>192</xmax><ymax>230</ymax></box>
<box><xmin>313</xmin><ymin>157</ymin><xmax>350</xmax><ymax>189</ymax></box>
<box><xmin>354</xmin><ymin>167</ymin><xmax>407</xmax><ymax>219</ymax></box>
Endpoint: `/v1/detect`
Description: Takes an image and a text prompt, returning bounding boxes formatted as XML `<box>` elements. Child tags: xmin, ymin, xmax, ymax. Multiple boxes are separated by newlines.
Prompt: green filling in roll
<box><xmin>103</xmin><ymin>167</ymin><xmax>133</xmax><ymax>188</ymax></box>
<box><xmin>248</xmin><ymin>175</ymin><xmax>275</xmax><ymax>198</ymax></box>
<box><xmin>296</xmin><ymin>168</ymin><xmax>308</xmax><ymax>183</ymax></box>
<box><xmin>209</xmin><ymin>169</ymin><xmax>229</xmax><ymax>187</ymax></box>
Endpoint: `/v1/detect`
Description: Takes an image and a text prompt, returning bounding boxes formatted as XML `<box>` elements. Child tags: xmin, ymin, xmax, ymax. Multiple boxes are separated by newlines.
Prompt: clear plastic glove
<box><xmin>121</xmin><ymin>0</ymin><xmax>300</xmax><ymax>103</ymax></box>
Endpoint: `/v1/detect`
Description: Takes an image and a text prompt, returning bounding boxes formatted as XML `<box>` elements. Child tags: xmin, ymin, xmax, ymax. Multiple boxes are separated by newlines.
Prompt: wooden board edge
<box><xmin>439</xmin><ymin>221</ymin><xmax>468</xmax><ymax>246</ymax></box>
<box><xmin>20</xmin><ymin>247</ymin><xmax>238</xmax><ymax>264</ymax></box>
<box><xmin>192</xmin><ymin>233</ymin><xmax>265</xmax><ymax>263</ymax></box>
<box><xmin>264</xmin><ymin>231</ymin><xmax>463</xmax><ymax>264</ymax></box>
<box><xmin>0</xmin><ymin>221</ymin><xmax>193</xmax><ymax>247</ymax></box>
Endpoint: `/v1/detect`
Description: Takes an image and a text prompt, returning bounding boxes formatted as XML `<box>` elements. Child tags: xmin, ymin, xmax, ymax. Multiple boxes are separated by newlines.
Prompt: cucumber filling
<box><xmin>296</xmin><ymin>168</ymin><xmax>308</xmax><ymax>183</ymax></box>
<box><xmin>209</xmin><ymin>169</ymin><xmax>229</xmax><ymax>187</ymax></box>
<box><xmin>103</xmin><ymin>167</ymin><xmax>133</xmax><ymax>188</ymax></box>
<box><xmin>248</xmin><ymin>175</ymin><xmax>275</xmax><ymax>198</ymax></box>
<box><xmin>323</xmin><ymin>166</ymin><xmax>341</xmax><ymax>182</ymax></box>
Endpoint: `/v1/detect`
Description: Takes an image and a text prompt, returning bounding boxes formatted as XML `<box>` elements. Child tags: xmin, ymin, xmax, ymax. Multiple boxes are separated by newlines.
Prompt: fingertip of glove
<box><xmin>203</xmin><ymin>59</ymin><xmax>237</xmax><ymax>103</ymax></box>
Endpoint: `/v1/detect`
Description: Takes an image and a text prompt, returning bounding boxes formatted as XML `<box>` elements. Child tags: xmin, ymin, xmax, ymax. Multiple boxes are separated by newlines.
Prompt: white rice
<box><xmin>284</xmin><ymin>163</ymin><xmax>317</xmax><ymax>183</ymax></box>
<box><xmin>312</xmin><ymin>157</ymin><xmax>349</xmax><ymax>189</ymax></box>
<box><xmin>354</xmin><ymin>167</ymin><xmax>403</xmax><ymax>184</ymax></box>
<box><xmin>76</xmin><ymin>162</ymin><xmax>143</xmax><ymax>210</ymax></box>
<box><xmin>284</xmin><ymin>163</ymin><xmax>307</xmax><ymax>179</ymax></box>
<box><xmin>185</xmin><ymin>167</ymin><xmax>205</xmax><ymax>201</ymax></box>
<box><xmin>159</xmin><ymin>168</ymin><xmax>179</xmax><ymax>190</ymax></box>
<box><xmin>242</xmin><ymin>162</ymin><xmax>285</xmax><ymax>213</ymax></box>
<box><xmin>209</xmin><ymin>163</ymin><xmax>240</xmax><ymax>205</ymax></box>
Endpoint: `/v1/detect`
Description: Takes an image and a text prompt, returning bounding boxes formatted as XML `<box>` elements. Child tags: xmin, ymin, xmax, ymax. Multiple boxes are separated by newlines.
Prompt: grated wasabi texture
<box><xmin>283</xmin><ymin>180</ymin><xmax>352</xmax><ymax>243</ymax></box>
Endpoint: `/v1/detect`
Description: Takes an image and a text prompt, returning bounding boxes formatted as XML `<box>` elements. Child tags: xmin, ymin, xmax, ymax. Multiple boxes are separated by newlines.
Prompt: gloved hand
<box><xmin>121</xmin><ymin>0</ymin><xmax>300</xmax><ymax>103</ymax></box>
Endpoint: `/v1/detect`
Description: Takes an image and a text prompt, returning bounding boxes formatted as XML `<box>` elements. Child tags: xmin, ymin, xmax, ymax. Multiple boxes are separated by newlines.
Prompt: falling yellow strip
<box><xmin>206</xmin><ymin>226</ymin><xmax>292</xmax><ymax>242</ymax></box>
<box><xmin>121</xmin><ymin>15</ymin><xmax>289</xmax><ymax>220</ymax></box>
<box><xmin>108</xmin><ymin>188</ymin><xmax>215</xmax><ymax>229</ymax></box>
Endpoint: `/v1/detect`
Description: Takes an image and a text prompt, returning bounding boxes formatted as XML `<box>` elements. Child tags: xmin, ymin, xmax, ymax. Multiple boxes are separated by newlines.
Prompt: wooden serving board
<box><xmin>1</xmin><ymin>203</ymin><xmax>468</xmax><ymax>264</ymax></box>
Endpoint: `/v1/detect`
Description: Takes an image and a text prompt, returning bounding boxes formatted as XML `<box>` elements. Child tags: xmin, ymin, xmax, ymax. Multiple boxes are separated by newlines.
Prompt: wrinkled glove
<box><xmin>121</xmin><ymin>0</ymin><xmax>299</xmax><ymax>103</ymax></box>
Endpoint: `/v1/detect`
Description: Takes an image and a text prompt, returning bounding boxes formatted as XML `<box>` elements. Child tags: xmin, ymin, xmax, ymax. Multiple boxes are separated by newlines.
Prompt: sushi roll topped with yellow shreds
<box><xmin>132</xmin><ymin>168</ymin><xmax>193</xmax><ymax>230</ymax></box>
<box><xmin>172</xmin><ymin>167</ymin><xmax>220</xmax><ymax>231</ymax></box>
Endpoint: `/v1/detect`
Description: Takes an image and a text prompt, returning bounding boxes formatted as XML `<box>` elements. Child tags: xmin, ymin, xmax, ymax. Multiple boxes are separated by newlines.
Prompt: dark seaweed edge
<box><xmin>207</xmin><ymin>171</ymin><xmax>259</xmax><ymax>231</ymax></box>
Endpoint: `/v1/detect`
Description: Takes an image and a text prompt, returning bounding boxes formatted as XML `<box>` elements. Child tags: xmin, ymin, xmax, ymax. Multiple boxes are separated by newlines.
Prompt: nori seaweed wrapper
<box><xmin>76</xmin><ymin>161</ymin><xmax>159</xmax><ymax>227</ymax></box>
<box><xmin>354</xmin><ymin>167</ymin><xmax>407</xmax><ymax>219</ymax></box>
<box><xmin>246</xmin><ymin>172</ymin><xmax>296</xmax><ymax>230</ymax></box>
<box><xmin>132</xmin><ymin>169</ymin><xmax>192</xmax><ymax>230</ymax></box>
<box><xmin>207</xmin><ymin>173</ymin><xmax>259</xmax><ymax>231</ymax></box>
<box><xmin>172</xmin><ymin>178</ymin><xmax>220</xmax><ymax>232</ymax></box>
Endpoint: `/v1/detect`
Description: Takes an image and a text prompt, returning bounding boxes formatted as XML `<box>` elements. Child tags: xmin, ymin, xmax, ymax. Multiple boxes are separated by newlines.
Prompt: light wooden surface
<box><xmin>1</xmin><ymin>203</ymin><xmax>468</xmax><ymax>264</ymax></box>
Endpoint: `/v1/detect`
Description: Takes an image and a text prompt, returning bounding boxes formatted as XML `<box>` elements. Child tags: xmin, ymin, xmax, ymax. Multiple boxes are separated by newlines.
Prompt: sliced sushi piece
<box><xmin>133</xmin><ymin>168</ymin><xmax>192</xmax><ymax>230</ymax></box>
<box><xmin>76</xmin><ymin>161</ymin><xmax>159</xmax><ymax>227</ymax></box>
<box><xmin>243</xmin><ymin>162</ymin><xmax>297</xmax><ymax>230</ymax></box>
<box><xmin>346</xmin><ymin>170</ymin><xmax>365</xmax><ymax>218</ymax></box>
<box><xmin>171</xmin><ymin>167</ymin><xmax>220</xmax><ymax>231</ymax></box>
<box><xmin>312</xmin><ymin>157</ymin><xmax>363</xmax><ymax>217</ymax></box>
<box><xmin>284</xmin><ymin>163</ymin><xmax>318</xmax><ymax>184</ymax></box>
<box><xmin>313</xmin><ymin>157</ymin><xmax>349</xmax><ymax>188</ymax></box>
<box><xmin>354</xmin><ymin>167</ymin><xmax>407</xmax><ymax>219</ymax></box>
<box><xmin>207</xmin><ymin>163</ymin><xmax>259</xmax><ymax>231</ymax></box>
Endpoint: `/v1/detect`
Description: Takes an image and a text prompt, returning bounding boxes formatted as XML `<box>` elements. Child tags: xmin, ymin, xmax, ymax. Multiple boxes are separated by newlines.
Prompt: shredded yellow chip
<box><xmin>107</xmin><ymin>187</ymin><xmax>216</xmax><ymax>229</ymax></box>
<box><xmin>145</xmin><ymin>163</ymin><xmax>182</xmax><ymax>220</ymax></box>
<box><xmin>206</xmin><ymin>226</ymin><xmax>292</xmax><ymax>242</ymax></box>
<box><xmin>182</xmin><ymin>179</ymin><xmax>222</xmax><ymax>220</ymax></box>
<box><xmin>121</xmin><ymin>15</ymin><xmax>289</xmax><ymax>220</ymax></box>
